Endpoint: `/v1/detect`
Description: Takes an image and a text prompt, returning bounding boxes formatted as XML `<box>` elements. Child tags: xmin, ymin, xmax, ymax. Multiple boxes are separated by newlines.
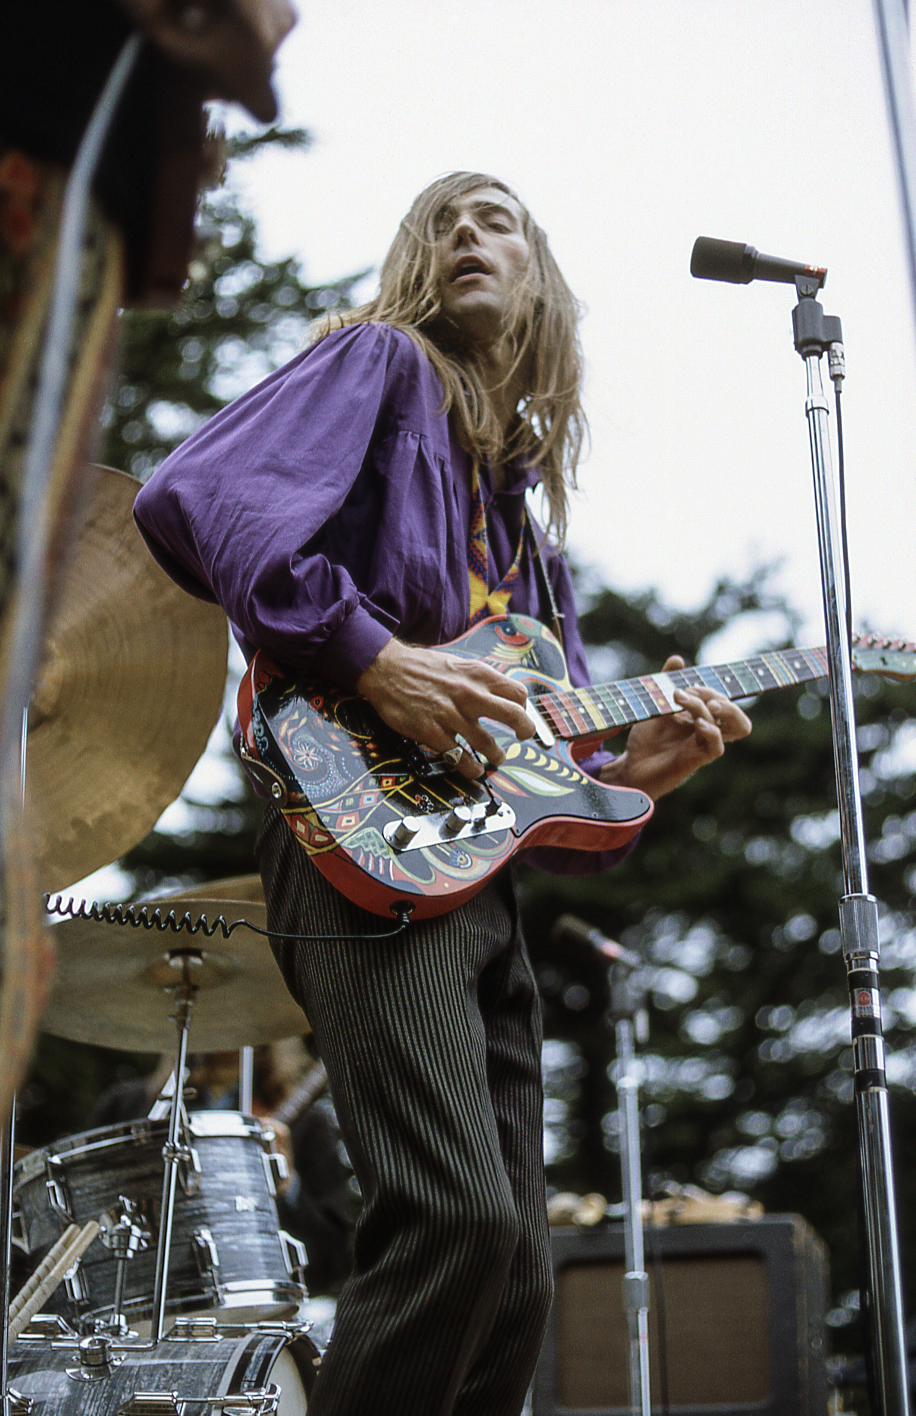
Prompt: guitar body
<box><xmin>238</xmin><ymin>615</ymin><xmax>654</xmax><ymax>919</ymax></box>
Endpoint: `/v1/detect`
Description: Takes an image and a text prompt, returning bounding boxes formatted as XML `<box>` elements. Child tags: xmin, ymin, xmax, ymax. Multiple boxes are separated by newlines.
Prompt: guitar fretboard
<box><xmin>535</xmin><ymin>645</ymin><xmax>832</xmax><ymax>742</ymax></box>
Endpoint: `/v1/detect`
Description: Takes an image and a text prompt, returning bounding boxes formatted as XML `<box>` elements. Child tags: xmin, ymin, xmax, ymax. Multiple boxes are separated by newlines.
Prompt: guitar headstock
<box><xmin>851</xmin><ymin>633</ymin><xmax>916</xmax><ymax>682</ymax></box>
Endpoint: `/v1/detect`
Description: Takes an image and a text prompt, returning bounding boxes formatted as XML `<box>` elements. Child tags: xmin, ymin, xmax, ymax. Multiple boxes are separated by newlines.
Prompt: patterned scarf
<box><xmin>466</xmin><ymin>463</ymin><xmax>526</xmax><ymax>626</ymax></box>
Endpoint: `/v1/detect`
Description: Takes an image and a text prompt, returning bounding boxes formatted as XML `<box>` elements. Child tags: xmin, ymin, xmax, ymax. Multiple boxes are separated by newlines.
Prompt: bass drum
<box><xmin>6</xmin><ymin>1321</ymin><xmax>319</xmax><ymax>1414</ymax></box>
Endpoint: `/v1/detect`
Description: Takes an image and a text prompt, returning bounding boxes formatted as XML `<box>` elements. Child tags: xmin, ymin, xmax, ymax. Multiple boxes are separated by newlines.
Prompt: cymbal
<box><xmin>179</xmin><ymin>874</ymin><xmax>267</xmax><ymax>905</ymax></box>
<box><xmin>41</xmin><ymin>883</ymin><xmax>308</xmax><ymax>1052</ymax></box>
<box><xmin>27</xmin><ymin>466</ymin><xmax>228</xmax><ymax>894</ymax></box>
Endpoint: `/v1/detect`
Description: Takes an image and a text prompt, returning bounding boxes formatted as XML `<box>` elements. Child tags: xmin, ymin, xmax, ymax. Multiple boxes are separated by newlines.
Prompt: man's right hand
<box><xmin>355</xmin><ymin>638</ymin><xmax>535</xmax><ymax>780</ymax></box>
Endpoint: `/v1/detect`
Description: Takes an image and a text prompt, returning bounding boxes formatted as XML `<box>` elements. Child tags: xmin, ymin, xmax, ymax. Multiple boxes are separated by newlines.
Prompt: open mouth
<box><xmin>451</xmin><ymin>257</ymin><xmax>491</xmax><ymax>281</ymax></box>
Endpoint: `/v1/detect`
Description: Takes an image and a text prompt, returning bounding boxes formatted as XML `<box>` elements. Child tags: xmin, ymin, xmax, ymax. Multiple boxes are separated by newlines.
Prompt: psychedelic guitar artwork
<box><xmin>237</xmin><ymin>613</ymin><xmax>916</xmax><ymax>920</ymax></box>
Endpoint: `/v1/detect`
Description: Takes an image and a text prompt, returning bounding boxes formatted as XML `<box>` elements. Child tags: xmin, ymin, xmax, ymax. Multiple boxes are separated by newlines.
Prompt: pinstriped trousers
<box><xmin>256</xmin><ymin>806</ymin><xmax>554</xmax><ymax>1416</ymax></box>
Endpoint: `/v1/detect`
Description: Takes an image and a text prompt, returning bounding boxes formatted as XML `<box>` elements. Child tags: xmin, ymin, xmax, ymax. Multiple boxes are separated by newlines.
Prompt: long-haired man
<box><xmin>135</xmin><ymin>171</ymin><xmax>749</xmax><ymax>1415</ymax></box>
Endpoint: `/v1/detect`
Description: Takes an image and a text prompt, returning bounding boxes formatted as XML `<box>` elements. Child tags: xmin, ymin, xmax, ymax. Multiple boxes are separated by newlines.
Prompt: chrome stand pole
<box><xmin>611</xmin><ymin>966</ymin><xmax>651</xmax><ymax>1416</ymax></box>
<box><xmin>149</xmin><ymin>954</ymin><xmax>198</xmax><ymax>1345</ymax></box>
<box><xmin>794</xmin><ymin>281</ymin><xmax>909</xmax><ymax>1416</ymax></box>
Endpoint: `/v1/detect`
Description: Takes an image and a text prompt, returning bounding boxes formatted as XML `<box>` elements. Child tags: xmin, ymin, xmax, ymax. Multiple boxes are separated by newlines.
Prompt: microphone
<box><xmin>690</xmin><ymin>236</ymin><xmax>827</xmax><ymax>289</ymax></box>
<box><xmin>551</xmin><ymin>914</ymin><xmax>642</xmax><ymax>969</ymax></box>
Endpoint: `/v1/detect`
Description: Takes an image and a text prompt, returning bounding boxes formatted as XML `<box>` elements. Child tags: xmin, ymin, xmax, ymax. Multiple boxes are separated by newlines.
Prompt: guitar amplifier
<box><xmin>533</xmin><ymin>1216</ymin><xmax>829</xmax><ymax>1416</ymax></box>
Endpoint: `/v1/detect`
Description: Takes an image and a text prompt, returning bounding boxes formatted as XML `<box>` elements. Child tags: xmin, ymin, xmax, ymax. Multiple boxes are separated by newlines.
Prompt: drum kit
<box><xmin>3</xmin><ymin>468</ymin><xmax>322</xmax><ymax>1412</ymax></box>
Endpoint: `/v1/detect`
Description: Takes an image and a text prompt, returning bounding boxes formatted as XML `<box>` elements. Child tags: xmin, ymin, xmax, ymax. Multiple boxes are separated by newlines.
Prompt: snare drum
<box><xmin>14</xmin><ymin>1113</ymin><xmax>307</xmax><ymax>1329</ymax></box>
<box><xmin>7</xmin><ymin>1320</ymin><xmax>319</xmax><ymax>1414</ymax></box>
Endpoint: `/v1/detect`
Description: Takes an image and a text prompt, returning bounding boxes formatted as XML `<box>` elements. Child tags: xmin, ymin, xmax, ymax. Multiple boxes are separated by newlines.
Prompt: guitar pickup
<box><xmin>384</xmin><ymin>801</ymin><xmax>516</xmax><ymax>853</ymax></box>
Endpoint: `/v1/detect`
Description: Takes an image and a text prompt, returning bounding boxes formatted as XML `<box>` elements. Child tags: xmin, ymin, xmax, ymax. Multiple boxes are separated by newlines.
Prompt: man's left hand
<box><xmin>598</xmin><ymin>655</ymin><xmax>752</xmax><ymax>800</ymax></box>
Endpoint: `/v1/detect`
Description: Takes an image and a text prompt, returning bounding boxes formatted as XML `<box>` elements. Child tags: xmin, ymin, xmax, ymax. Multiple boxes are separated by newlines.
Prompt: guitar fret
<box><xmin>677</xmin><ymin>664</ymin><xmax>735</xmax><ymax>696</ymax></box>
<box><xmin>539</xmin><ymin>696</ymin><xmax>573</xmax><ymax>733</ymax></box>
<box><xmin>576</xmin><ymin>687</ymin><xmax>612</xmax><ymax>731</ymax></box>
<box><xmin>553</xmin><ymin>688</ymin><xmax>592</xmax><ymax>735</ymax></box>
<box><xmin>614</xmin><ymin>680</ymin><xmax>654</xmax><ymax>720</ymax></box>
<box><xmin>589</xmin><ymin>686</ymin><xmax>631</xmax><ymax>729</ymax></box>
<box><xmin>640</xmin><ymin>675</ymin><xmax>675</xmax><ymax>714</ymax></box>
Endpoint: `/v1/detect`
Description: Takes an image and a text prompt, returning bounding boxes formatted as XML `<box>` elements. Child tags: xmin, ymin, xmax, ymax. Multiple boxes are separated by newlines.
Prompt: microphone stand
<box><xmin>609</xmin><ymin>958</ymin><xmax>652</xmax><ymax>1416</ymax></box>
<box><xmin>792</xmin><ymin>275</ymin><xmax>910</xmax><ymax>1416</ymax></box>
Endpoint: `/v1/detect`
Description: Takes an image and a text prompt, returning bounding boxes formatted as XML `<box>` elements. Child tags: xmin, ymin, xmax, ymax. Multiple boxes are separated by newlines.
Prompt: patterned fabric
<box><xmin>257</xmin><ymin>805</ymin><xmax>554</xmax><ymax>1416</ymax></box>
<box><xmin>466</xmin><ymin>462</ymin><xmax>526</xmax><ymax>627</ymax></box>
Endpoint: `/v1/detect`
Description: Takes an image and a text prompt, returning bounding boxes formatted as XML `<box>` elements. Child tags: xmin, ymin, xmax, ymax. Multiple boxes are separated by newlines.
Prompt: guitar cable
<box><xmin>43</xmin><ymin>893</ymin><xmax>414</xmax><ymax>943</ymax></box>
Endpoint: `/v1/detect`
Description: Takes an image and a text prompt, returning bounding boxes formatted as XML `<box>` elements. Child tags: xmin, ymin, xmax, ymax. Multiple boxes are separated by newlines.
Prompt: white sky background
<box><xmin>230</xmin><ymin>0</ymin><xmax>916</xmax><ymax>658</ymax></box>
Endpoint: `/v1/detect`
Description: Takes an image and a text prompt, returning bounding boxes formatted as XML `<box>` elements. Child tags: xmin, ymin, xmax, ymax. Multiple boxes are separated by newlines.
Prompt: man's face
<box><xmin>433</xmin><ymin>186</ymin><xmax>530</xmax><ymax>350</ymax></box>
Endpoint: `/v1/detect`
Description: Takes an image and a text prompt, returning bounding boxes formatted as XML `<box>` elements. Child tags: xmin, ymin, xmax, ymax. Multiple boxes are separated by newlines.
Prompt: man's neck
<box><xmin>477</xmin><ymin>339</ymin><xmax>523</xmax><ymax>445</ymax></box>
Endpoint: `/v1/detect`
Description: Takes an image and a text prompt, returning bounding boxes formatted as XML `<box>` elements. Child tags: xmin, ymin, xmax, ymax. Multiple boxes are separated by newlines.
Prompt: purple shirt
<box><xmin>134</xmin><ymin>322</ymin><xmax>636</xmax><ymax>873</ymax></box>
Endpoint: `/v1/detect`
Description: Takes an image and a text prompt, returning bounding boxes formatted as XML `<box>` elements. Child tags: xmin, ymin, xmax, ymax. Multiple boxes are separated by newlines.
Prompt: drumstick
<box><xmin>9</xmin><ymin>1219</ymin><xmax>100</xmax><ymax>1339</ymax></box>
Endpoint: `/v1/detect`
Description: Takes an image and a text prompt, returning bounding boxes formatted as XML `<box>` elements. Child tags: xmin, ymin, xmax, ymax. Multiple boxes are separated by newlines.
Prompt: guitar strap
<box><xmin>525</xmin><ymin>500</ymin><xmax>565</xmax><ymax>650</ymax></box>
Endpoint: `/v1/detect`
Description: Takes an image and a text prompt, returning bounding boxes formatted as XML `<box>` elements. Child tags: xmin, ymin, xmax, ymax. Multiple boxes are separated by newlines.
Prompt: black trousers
<box><xmin>256</xmin><ymin>807</ymin><xmax>554</xmax><ymax>1416</ymax></box>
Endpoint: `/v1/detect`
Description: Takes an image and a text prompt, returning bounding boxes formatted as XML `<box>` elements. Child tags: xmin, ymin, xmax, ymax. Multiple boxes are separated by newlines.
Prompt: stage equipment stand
<box><xmin>149</xmin><ymin>951</ymin><xmax>198</xmax><ymax>1346</ymax></box>
<box><xmin>609</xmin><ymin>956</ymin><xmax>652</xmax><ymax>1416</ymax></box>
<box><xmin>793</xmin><ymin>275</ymin><xmax>910</xmax><ymax>1416</ymax></box>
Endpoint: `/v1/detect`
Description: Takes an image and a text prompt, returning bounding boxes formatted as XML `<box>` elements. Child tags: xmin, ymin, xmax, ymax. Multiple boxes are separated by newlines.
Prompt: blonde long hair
<box><xmin>318</xmin><ymin>172</ymin><xmax>587</xmax><ymax>543</ymax></box>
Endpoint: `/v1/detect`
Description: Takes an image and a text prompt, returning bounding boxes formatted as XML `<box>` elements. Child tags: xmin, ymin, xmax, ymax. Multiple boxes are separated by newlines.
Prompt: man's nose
<box><xmin>453</xmin><ymin>213</ymin><xmax>481</xmax><ymax>245</ymax></box>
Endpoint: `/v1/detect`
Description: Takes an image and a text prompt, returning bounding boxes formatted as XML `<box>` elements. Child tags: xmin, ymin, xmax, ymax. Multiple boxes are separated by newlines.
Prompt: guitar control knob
<box><xmin>391</xmin><ymin>817</ymin><xmax>421</xmax><ymax>850</ymax></box>
<box><xmin>443</xmin><ymin>803</ymin><xmax>476</xmax><ymax>835</ymax></box>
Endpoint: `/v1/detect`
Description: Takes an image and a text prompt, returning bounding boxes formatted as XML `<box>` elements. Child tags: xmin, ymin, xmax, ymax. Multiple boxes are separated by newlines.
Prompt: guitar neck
<box><xmin>271</xmin><ymin>1060</ymin><xmax>328</xmax><ymax>1127</ymax></box>
<box><xmin>535</xmin><ymin>644</ymin><xmax>831</xmax><ymax>744</ymax></box>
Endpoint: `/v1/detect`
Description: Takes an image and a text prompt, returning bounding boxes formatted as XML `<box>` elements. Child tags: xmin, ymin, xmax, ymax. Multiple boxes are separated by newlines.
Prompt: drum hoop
<box><xmin>16</xmin><ymin>1113</ymin><xmax>267</xmax><ymax>1183</ymax></box>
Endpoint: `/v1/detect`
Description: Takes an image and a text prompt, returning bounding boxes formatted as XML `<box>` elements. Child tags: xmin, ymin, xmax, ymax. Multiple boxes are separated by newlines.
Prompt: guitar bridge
<box><xmin>383</xmin><ymin>801</ymin><xmax>516</xmax><ymax>854</ymax></box>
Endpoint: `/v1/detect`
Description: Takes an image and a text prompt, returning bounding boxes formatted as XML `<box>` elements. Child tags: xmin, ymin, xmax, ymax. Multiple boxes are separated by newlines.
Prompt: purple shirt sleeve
<box><xmin>135</xmin><ymin>325</ymin><xmax>439</xmax><ymax>687</ymax></box>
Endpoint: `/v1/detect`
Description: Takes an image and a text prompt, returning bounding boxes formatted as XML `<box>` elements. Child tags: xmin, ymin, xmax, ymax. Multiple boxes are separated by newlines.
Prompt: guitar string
<box><xmin>533</xmin><ymin>645</ymin><xmax>830</xmax><ymax>737</ymax></box>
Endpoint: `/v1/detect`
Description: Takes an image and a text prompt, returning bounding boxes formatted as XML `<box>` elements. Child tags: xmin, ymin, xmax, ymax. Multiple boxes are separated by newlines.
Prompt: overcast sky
<box><xmin>228</xmin><ymin>0</ymin><xmax>916</xmax><ymax>661</ymax></box>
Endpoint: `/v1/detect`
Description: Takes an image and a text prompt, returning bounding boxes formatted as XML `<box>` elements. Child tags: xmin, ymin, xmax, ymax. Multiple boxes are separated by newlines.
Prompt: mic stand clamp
<box><xmin>609</xmin><ymin>961</ymin><xmax>651</xmax><ymax>1416</ymax></box>
<box><xmin>791</xmin><ymin>276</ymin><xmax>910</xmax><ymax>1416</ymax></box>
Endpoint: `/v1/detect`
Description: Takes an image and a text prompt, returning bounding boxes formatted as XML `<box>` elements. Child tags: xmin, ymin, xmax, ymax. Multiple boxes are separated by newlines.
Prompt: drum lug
<box><xmin>15</xmin><ymin>1312</ymin><xmax>75</xmax><ymax>1340</ymax></box>
<box><xmin>279</xmin><ymin>1229</ymin><xmax>307</xmax><ymax>1281</ymax></box>
<box><xmin>169</xmin><ymin>1314</ymin><xmax>221</xmax><ymax>1340</ymax></box>
<box><xmin>45</xmin><ymin>1171</ymin><xmax>74</xmax><ymax>1225</ymax></box>
<box><xmin>10</xmin><ymin>1202</ymin><xmax>28</xmax><ymax>1252</ymax></box>
<box><xmin>192</xmin><ymin>1225</ymin><xmax>221</xmax><ymax>1277</ymax></box>
<box><xmin>262</xmin><ymin>1149</ymin><xmax>288</xmax><ymax>1197</ymax></box>
<box><xmin>217</xmin><ymin>1391</ymin><xmax>281</xmax><ymax>1414</ymax></box>
<box><xmin>116</xmin><ymin>1396</ymin><xmax>182</xmax><ymax>1415</ymax></box>
<box><xmin>178</xmin><ymin>1143</ymin><xmax>202</xmax><ymax>1196</ymax></box>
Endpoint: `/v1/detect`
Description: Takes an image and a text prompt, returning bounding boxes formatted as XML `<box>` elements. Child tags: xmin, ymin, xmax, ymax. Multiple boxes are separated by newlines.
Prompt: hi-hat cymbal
<box><xmin>41</xmin><ymin>883</ymin><xmax>307</xmax><ymax>1051</ymax></box>
<box><xmin>27</xmin><ymin>466</ymin><xmax>228</xmax><ymax>894</ymax></box>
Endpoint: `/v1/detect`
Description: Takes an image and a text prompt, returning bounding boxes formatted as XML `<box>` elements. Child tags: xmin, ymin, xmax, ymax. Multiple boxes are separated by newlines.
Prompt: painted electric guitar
<box><xmin>237</xmin><ymin>614</ymin><xmax>916</xmax><ymax>920</ymax></box>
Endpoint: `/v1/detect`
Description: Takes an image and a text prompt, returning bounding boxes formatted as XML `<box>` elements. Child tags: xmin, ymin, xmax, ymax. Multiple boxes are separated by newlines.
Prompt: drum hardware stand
<box><xmin>97</xmin><ymin>1197</ymin><xmax>152</xmax><ymax>1337</ymax></box>
<box><xmin>609</xmin><ymin>956</ymin><xmax>652</xmax><ymax>1416</ymax></box>
<box><xmin>792</xmin><ymin>277</ymin><xmax>910</xmax><ymax>1415</ymax></box>
<box><xmin>149</xmin><ymin>949</ymin><xmax>201</xmax><ymax>1345</ymax></box>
